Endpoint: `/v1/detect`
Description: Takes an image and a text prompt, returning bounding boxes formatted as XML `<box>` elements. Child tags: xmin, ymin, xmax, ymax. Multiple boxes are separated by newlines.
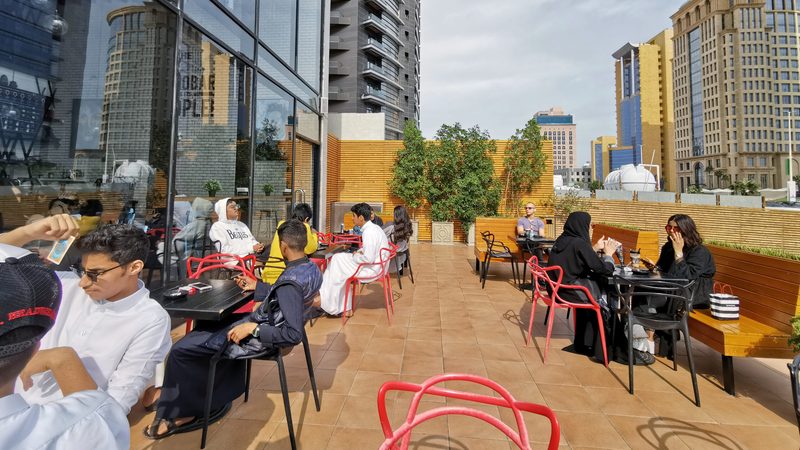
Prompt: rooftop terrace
<box><xmin>129</xmin><ymin>243</ymin><xmax>798</xmax><ymax>450</ymax></box>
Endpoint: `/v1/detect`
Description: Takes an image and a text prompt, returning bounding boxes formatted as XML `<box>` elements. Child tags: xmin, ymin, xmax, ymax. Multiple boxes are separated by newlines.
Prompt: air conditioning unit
<box><xmin>331</xmin><ymin>201</ymin><xmax>383</xmax><ymax>231</ymax></box>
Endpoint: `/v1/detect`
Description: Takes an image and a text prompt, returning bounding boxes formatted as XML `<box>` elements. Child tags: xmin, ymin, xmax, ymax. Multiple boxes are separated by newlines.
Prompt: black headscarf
<box><xmin>553</xmin><ymin>211</ymin><xmax>591</xmax><ymax>250</ymax></box>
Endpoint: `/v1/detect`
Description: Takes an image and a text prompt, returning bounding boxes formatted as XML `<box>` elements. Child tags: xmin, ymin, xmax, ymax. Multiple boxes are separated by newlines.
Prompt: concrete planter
<box><xmin>431</xmin><ymin>221</ymin><xmax>454</xmax><ymax>245</ymax></box>
<box><xmin>410</xmin><ymin>220</ymin><xmax>419</xmax><ymax>243</ymax></box>
<box><xmin>467</xmin><ymin>223</ymin><xmax>475</xmax><ymax>246</ymax></box>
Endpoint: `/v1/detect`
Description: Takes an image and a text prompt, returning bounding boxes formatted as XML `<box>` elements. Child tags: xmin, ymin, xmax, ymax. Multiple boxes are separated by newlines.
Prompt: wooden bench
<box><xmin>688</xmin><ymin>244</ymin><xmax>800</xmax><ymax>395</ymax></box>
<box><xmin>472</xmin><ymin>217</ymin><xmax>524</xmax><ymax>273</ymax></box>
<box><xmin>590</xmin><ymin>223</ymin><xmax>660</xmax><ymax>265</ymax></box>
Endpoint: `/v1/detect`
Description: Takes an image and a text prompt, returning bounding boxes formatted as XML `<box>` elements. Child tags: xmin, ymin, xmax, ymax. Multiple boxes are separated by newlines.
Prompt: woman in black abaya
<box><xmin>547</xmin><ymin>211</ymin><xmax>620</xmax><ymax>362</ymax></box>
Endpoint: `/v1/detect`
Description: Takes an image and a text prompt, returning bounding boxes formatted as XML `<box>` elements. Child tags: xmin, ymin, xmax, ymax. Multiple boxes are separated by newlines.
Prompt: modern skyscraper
<box><xmin>328</xmin><ymin>0</ymin><xmax>421</xmax><ymax>140</ymax></box>
<box><xmin>671</xmin><ymin>0</ymin><xmax>800</xmax><ymax>192</ymax></box>
<box><xmin>535</xmin><ymin>107</ymin><xmax>576</xmax><ymax>169</ymax></box>
<box><xmin>612</xmin><ymin>28</ymin><xmax>676</xmax><ymax>191</ymax></box>
<box><xmin>590</xmin><ymin>135</ymin><xmax>617</xmax><ymax>182</ymax></box>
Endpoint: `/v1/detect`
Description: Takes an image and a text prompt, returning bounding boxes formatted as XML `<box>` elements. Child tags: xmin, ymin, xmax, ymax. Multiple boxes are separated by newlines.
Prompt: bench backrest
<box><xmin>590</xmin><ymin>224</ymin><xmax>660</xmax><ymax>265</ymax></box>
<box><xmin>709</xmin><ymin>244</ymin><xmax>800</xmax><ymax>334</ymax></box>
<box><xmin>343</xmin><ymin>212</ymin><xmax>393</xmax><ymax>230</ymax></box>
<box><xmin>474</xmin><ymin>217</ymin><xmax>521</xmax><ymax>254</ymax></box>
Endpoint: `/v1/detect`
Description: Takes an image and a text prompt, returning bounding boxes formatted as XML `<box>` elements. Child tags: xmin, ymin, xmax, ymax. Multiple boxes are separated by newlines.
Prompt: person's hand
<box><xmin>20</xmin><ymin>347</ymin><xmax>77</xmax><ymax>390</ymax></box>
<box><xmin>253</xmin><ymin>243</ymin><xmax>265</xmax><ymax>253</ymax></box>
<box><xmin>227</xmin><ymin>322</ymin><xmax>258</xmax><ymax>344</ymax></box>
<box><xmin>593</xmin><ymin>235</ymin><xmax>607</xmax><ymax>252</ymax></box>
<box><xmin>670</xmin><ymin>230</ymin><xmax>685</xmax><ymax>258</ymax></box>
<box><xmin>603</xmin><ymin>238</ymin><xmax>620</xmax><ymax>256</ymax></box>
<box><xmin>24</xmin><ymin>214</ymin><xmax>79</xmax><ymax>242</ymax></box>
<box><xmin>235</xmin><ymin>275</ymin><xmax>257</xmax><ymax>292</ymax></box>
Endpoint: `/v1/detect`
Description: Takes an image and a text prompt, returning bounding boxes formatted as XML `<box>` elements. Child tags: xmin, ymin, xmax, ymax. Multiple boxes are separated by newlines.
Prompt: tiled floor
<box><xmin>129</xmin><ymin>243</ymin><xmax>799</xmax><ymax>449</ymax></box>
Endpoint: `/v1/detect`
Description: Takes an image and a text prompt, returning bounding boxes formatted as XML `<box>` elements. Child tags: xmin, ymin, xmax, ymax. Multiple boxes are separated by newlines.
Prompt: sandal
<box><xmin>142</xmin><ymin>403</ymin><xmax>232</xmax><ymax>440</ymax></box>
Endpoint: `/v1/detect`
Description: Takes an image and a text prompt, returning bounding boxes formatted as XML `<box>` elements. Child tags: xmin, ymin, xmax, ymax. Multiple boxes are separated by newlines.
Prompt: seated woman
<box><xmin>382</xmin><ymin>205</ymin><xmax>413</xmax><ymax>269</ymax></box>
<box><xmin>646</xmin><ymin>213</ymin><xmax>715</xmax><ymax>357</ymax></box>
<box><xmin>547</xmin><ymin>211</ymin><xmax>620</xmax><ymax>363</ymax></box>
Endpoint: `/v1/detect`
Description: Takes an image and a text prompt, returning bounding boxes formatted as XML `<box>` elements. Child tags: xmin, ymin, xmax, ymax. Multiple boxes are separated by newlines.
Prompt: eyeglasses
<box><xmin>525</xmin><ymin>207</ymin><xmax>536</xmax><ymax>210</ymax></box>
<box><xmin>73</xmin><ymin>263</ymin><xmax>127</xmax><ymax>283</ymax></box>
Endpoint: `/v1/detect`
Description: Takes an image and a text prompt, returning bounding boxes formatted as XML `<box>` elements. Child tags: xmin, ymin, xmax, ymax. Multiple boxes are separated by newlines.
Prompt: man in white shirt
<box><xmin>209</xmin><ymin>198</ymin><xmax>265</xmax><ymax>257</ymax></box>
<box><xmin>319</xmin><ymin>203</ymin><xmax>389</xmax><ymax>315</ymax></box>
<box><xmin>0</xmin><ymin>242</ymin><xmax>129</xmax><ymax>449</ymax></box>
<box><xmin>1</xmin><ymin>216</ymin><xmax>172</xmax><ymax>414</ymax></box>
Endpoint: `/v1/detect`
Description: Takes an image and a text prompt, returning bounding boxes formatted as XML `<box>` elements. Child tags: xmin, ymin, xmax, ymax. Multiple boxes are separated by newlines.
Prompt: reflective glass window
<box><xmin>184</xmin><ymin>0</ymin><xmax>255</xmax><ymax>60</ymax></box>
<box><xmin>258</xmin><ymin>45</ymin><xmax>318</xmax><ymax>111</ymax></box>
<box><xmin>297</xmin><ymin>0</ymin><xmax>322</xmax><ymax>90</ymax></box>
<box><xmin>173</xmin><ymin>23</ymin><xmax>252</xmax><ymax>276</ymax></box>
<box><xmin>0</xmin><ymin>1</ymin><xmax>177</xmax><ymax>266</ymax></box>
<box><xmin>215</xmin><ymin>0</ymin><xmax>256</xmax><ymax>30</ymax></box>
<box><xmin>259</xmin><ymin>0</ymin><xmax>297</xmax><ymax>67</ymax></box>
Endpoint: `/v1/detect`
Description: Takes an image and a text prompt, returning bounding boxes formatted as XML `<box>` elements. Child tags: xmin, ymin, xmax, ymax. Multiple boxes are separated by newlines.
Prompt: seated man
<box><xmin>1</xmin><ymin>216</ymin><xmax>172</xmax><ymax>414</ymax></box>
<box><xmin>0</xmin><ymin>241</ymin><xmax>129</xmax><ymax>449</ymax></box>
<box><xmin>258</xmin><ymin>202</ymin><xmax>319</xmax><ymax>287</ymax></box>
<box><xmin>319</xmin><ymin>203</ymin><xmax>389</xmax><ymax>316</ymax></box>
<box><xmin>209</xmin><ymin>198</ymin><xmax>265</xmax><ymax>258</ymax></box>
<box><xmin>517</xmin><ymin>202</ymin><xmax>545</xmax><ymax>237</ymax></box>
<box><xmin>144</xmin><ymin>219</ymin><xmax>322</xmax><ymax>440</ymax></box>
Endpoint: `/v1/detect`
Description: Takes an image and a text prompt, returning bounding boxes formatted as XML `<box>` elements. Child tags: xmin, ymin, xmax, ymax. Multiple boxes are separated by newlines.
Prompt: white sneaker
<box><xmin>647</xmin><ymin>340</ymin><xmax>655</xmax><ymax>354</ymax></box>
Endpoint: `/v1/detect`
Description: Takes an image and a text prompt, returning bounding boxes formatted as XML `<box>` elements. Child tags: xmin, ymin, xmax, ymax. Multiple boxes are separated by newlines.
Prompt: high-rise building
<box><xmin>612</xmin><ymin>28</ymin><xmax>676</xmax><ymax>191</ymax></box>
<box><xmin>328</xmin><ymin>0</ymin><xmax>421</xmax><ymax>140</ymax></box>
<box><xmin>590</xmin><ymin>135</ymin><xmax>617</xmax><ymax>182</ymax></box>
<box><xmin>535</xmin><ymin>107</ymin><xmax>576</xmax><ymax>169</ymax></box>
<box><xmin>671</xmin><ymin>0</ymin><xmax>800</xmax><ymax>192</ymax></box>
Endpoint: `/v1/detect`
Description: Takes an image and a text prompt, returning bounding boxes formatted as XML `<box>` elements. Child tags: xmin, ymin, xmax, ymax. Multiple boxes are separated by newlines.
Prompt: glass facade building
<box><xmin>0</xmin><ymin>0</ymin><xmax>325</xmax><ymax>280</ymax></box>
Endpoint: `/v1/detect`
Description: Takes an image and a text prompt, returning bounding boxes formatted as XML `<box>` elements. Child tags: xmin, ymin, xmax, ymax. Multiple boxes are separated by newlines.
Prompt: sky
<box><xmin>419</xmin><ymin>0</ymin><xmax>681</xmax><ymax>164</ymax></box>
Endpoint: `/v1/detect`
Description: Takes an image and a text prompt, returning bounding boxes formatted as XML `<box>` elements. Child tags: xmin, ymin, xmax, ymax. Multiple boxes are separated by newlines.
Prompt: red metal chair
<box><xmin>341</xmin><ymin>242</ymin><xmax>397</xmax><ymax>326</ymax></box>
<box><xmin>377</xmin><ymin>373</ymin><xmax>560</xmax><ymax>450</ymax></box>
<box><xmin>310</xmin><ymin>257</ymin><xmax>327</xmax><ymax>272</ymax></box>
<box><xmin>316</xmin><ymin>232</ymin><xmax>333</xmax><ymax>246</ymax></box>
<box><xmin>184</xmin><ymin>253</ymin><xmax>257</xmax><ymax>333</ymax></box>
<box><xmin>525</xmin><ymin>257</ymin><xmax>609</xmax><ymax>367</ymax></box>
<box><xmin>332</xmin><ymin>233</ymin><xmax>362</xmax><ymax>246</ymax></box>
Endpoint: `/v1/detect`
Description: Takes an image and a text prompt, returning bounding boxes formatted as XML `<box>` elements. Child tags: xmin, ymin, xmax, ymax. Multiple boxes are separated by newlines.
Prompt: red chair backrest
<box><xmin>378</xmin><ymin>373</ymin><xmax>560</xmax><ymax>450</ymax></box>
<box><xmin>316</xmin><ymin>232</ymin><xmax>332</xmax><ymax>246</ymax></box>
<box><xmin>332</xmin><ymin>233</ymin><xmax>362</xmax><ymax>246</ymax></box>
<box><xmin>526</xmin><ymin>256</ymin><xmax>563</xmax><ymax>302</ymax></box>
<box><xmin>540</xmin><ymin>261</ymin><xmax>602</xmax><ymax>308</ymax></box>
<box><xmin>186</xmin><ymin>253</ymin><xmax>256</xmax><ymax>279</ymax></box>
<box><xmin>352</xmin><ymin>242</ymin><xmax>397</xmax><ymax>280</ymax></box>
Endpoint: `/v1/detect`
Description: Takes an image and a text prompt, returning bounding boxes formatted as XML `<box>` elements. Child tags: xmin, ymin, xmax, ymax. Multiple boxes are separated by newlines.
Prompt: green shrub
<box><xmin>706</xmin><ymin>240</ymin><xmax>800</xmax><ymax>261</ymax></box>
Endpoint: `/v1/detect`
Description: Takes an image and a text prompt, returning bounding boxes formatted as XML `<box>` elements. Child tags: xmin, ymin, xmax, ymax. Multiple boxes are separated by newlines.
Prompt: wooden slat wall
<box><xmin>325</xmin><ymin>136</ymin><xmax>555</xmax><ymax>241</ymax></box>
<box><xmin>585</xmin><ymin>198</ymin><xmax>800</xmax><ymax>255</ymax></box>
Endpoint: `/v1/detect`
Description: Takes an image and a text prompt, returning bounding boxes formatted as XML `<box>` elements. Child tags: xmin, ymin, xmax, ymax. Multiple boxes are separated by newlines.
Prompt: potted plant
<box><xmin>454</xmin><ymin>125</ymin><xmax>501</xmax><ymax>246</ymax></box>
<box><xmin>203</xmin><ymin>179</ymin><xmax>221</xmax><ymax>197</ymax></box>
<box><xmin>262</xmin><ymin>183</ymin><xmax>274</xmax><ymax>197</ymax></box>
<box><xmin>389</xmin><ymin>121</ymin><xmax>429</xmax><ymax>243</ymax></box>
<box><xmin>502</xmin><ymin>117</ymin><xmax>546</xmax><ymax>211</ymax></box>
<box><xmin>426</xmin><ymin>124</ymin><xmax>460</xmax><ymax>244</ymax></box>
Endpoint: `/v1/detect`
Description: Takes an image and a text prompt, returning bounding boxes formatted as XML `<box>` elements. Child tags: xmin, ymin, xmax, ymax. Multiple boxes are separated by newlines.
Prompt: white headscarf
<box><xmin>214</xmin><ymin>198</ymin><xmax>233</xmax><ymax>223</ymax></box>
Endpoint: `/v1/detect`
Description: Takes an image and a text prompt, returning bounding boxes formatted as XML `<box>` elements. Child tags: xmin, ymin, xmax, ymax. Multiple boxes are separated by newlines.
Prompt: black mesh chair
<box><xmin>613</xmin><ymin>276</ymin><xmax>700</xmax><ymax>406</ymax></box>
<box><xmin>393</xmin><ymin>246</ymin><xmax>414</xmax><ymax>289</ymax></box>
<box><xmin>199</xmin><ymin>329</ymin><xmax>320</xmax><ymax>449</ymax></box>
<box><xmin>479</xmin><ymin>231</ymin><xmax>519</xmax><ymax>289</ymax></box>
<box><xmin>788</xmin><ymin>354</ymin><xmax>800</xmax><ymax>433</ymax></box>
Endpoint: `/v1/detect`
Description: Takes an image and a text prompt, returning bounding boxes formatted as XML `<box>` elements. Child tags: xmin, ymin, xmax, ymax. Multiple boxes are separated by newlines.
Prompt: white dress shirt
<box><xmin>0</xmin><ymin>390</ymin><xmax>129</xmax><ymax>450</ymax></box>
<box><xmin>16</xmin><ymin>273</ymin><xmax>172</xmax><ymax>414</ymax></box>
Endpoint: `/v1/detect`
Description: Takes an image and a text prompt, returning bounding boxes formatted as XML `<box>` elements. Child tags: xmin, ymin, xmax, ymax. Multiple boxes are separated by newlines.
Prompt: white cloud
<box><xmin>420</xmin><ymin>0</ymin><xmax>681</xmax><ymax>163</ymax></box>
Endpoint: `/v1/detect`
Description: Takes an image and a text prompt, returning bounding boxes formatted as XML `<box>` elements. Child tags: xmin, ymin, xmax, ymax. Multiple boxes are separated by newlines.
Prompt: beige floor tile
<box><xmin>401</xmin><ymin>354</ymin><xmax>445</xmax><ymax>375</ymax></box>
<box><xmin>336</xmin><ymin>395</ymin><xmax>389</xmax><ymax>430</ymax></box>
<box><xmin>557</xmin><ymin>412</ymin><xmax>629</xmax><ymax>449</ymax></box>
<box><xmin>479</xmin><ymin>343</ymin><xmax>524</xmax><ymax>362</ymax></box>
<box><xmin>721</xmin><ymin>423</ymin><xmax>800</xmax><ymax>450</ymax></box>
<box><xmin>359</xmin><ymin>352</ymin><xmax>403</xmax><ymax>373</ymax></box>
<box><xmin>484</xmin><ymin>360</ymin><xmax>535</xmax><ymax>385</ymax></box>
<box><xmin>349</xmin><ymin>371</ymin><xmax>402</xmax><ymax>398</ymax></box>
<box><xmin>203</xmin><ymin>418</ymin><xmax>280</xmax><ymax>450</ymax></box>
<box><xmin>313</xmin><ymin>368</ymin><xmax>357</xmax><ymax>395</ymax></box>
<box><xmin>606</xmin><ymin>415</ymin><xmax>690</xmax><ymax>449</ymax></box>
<box><xmin>317</xmin><ymin>350</ymin><xmax>364</xmax><ymax>371</ymax></box>
<box><xmin>286</xmin><ymin>393</ymin><xmax>346</xmax><ymax>426</ymax></box>
<box><xmin>364</xmin><ymin>337</ymin><xmax>406</xmax><ymax>355</ymax></box>
<box><xmin>264</xmin><ymin>423</ymin><xmax>335</xmax><ymax>449</ymax></box>
<box><xmin>635</xmin><ymin>390</ymin><xmax>716</xmax><ymax>423</ymax></box>
<box><xmin>325</xmin><ymin>426</ymin><xmax>388</xmax><ymax>449</ymax></box>
<box><xmin>587</xmin><ymin>387</ymin><xmax>655</xmax><ymax>417</ymax></box>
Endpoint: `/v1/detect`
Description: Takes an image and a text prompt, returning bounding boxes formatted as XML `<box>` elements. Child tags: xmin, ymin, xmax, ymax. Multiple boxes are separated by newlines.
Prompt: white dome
<box><xmin>603</xmin><ymin>164</ymin><xmax>657</xmax><ymax>191</ymax></box>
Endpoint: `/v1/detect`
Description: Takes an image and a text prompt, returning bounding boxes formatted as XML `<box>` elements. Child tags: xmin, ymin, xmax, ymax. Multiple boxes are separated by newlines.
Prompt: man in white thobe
<box><xmin>320</xmin><ymin>203</ymin><xmax>389</xmax><ymax>315</ymax></box>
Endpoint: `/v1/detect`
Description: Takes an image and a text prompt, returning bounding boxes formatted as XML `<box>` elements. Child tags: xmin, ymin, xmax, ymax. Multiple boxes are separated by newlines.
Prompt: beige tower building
<box><xmin>672</xmin><ymin>0</ymin><xmax>800</xmax><ymax>192</ymax></box>
<box><xmin>590</xmin><ymin>135</ymin><xmax>617</xmax><ymax>182</ymax></box>
<box><xmin>535</xmin><ymin>107</ymin><xmax>576</xmax><ymax>169</ymax></box>
<box><xmin>611</xmin><ymin>29</ymin><xmax>676</xmax><ymax>191</ymax></box>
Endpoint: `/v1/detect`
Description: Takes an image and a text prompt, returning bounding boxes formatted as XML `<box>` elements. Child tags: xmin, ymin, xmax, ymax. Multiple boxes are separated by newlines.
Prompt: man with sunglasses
<box><xmin>0</xmin><ymin>215</ymin><xmax>171</xmax><ymax>414</ymax></box>
<box><xmin>516</xmin><ymin>202</ymin><xmax>545</xmax><ymax>237</ymax></box>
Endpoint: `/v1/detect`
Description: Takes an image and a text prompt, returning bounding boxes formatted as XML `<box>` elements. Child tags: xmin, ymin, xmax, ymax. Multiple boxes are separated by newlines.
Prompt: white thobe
<box><xmin>320</xmin><ymin>220</ymin><xmax>389</xmax><ymax>314</ymax></box>
<box><xmin>15</xmin><ymin>274</ymin><xmax>172</xmax><ymax>414</ymax></box>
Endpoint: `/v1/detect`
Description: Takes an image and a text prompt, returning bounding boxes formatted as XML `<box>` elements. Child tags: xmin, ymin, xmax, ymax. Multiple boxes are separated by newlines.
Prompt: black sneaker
<box><xmin>616</xmin><ymin>349</ymin><xmax>656</xmax><ymax>366</ymax></box>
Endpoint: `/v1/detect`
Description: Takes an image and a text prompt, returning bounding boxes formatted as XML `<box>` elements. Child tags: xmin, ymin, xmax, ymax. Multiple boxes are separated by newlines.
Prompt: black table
<box><xmin>150</xmin><ymin>278</ymin><xmax>254</xmax><ymax>321</ymax></box>
<box><xmin>606</xmin><ymin>266</ymin><xmax>688</xmax><ymax>285</ymax></box>
<box><xmin>514</xmin><ymin>236</ymin><xmax>556</xmax><ymax>290</ymax></box>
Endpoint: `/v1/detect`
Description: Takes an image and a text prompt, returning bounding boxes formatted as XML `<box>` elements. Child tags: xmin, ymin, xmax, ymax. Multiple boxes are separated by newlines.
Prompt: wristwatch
<box><xmin>251</xmin><ymin>324</ymin><xmax>260</xmax><ymax>338</ymax></box>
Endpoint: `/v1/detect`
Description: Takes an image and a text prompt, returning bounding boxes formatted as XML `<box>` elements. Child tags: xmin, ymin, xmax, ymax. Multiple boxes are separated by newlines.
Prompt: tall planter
<box><xmin>410</xmin><ymin>219</ymin><xmax>419</xmax><ymax>244</ymax></box>
<box><xmin>432</xmin><ymin>221</ymin><xmax>454</xmax><ymax>245</ymax></box>
<box><xmin>590</xmin><ymin>223</ymin><xmax>659</xmax><ymax>265</ymax></box>
<box><xmin>467</xmin><ymin>223</ymin><xmax>475</xmax><ymax>246</ymax></box>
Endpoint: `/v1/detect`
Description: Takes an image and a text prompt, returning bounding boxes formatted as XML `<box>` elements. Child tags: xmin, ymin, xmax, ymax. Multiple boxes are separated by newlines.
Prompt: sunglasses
<box><xmin>525</xmin><ymin>207</ymin><xmax>536</xmax><ymax>210</ymax></box>
<box><xmin>73</xmin><ymin>263</ymin><xmax>127</xmax><ymax>283</ymax></box>
<box><xmin>227</xmin><ymin>203</ymin><xmax>241</xmax><ymax>210</ymax></box>
<box><xmin>665</xmin><ymin>225</ymin><xmax>680</xmax><ymax>234</ymax></box>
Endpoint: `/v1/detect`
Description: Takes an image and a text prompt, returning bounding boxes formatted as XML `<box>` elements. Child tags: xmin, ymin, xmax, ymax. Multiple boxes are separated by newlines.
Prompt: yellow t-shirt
<box><xmin>261</xmin><ymin>220</ymin><xmax>319</xmax><ymax>284</ymax></box>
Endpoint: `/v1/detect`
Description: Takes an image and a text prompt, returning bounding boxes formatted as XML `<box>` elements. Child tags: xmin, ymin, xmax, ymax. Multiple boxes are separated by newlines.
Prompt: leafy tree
<box><xmin>687</xmin><ymin>185</ymin><xmax>703</xmax><ymax>194</ymax></box>
<box><xmin>502</xmin><ymin>118</ymin><xmax>546</xmax><ymax>211</ymax></box>
<box><xmin>793</xmin><ymin>175</ymin><xmax>800</xmax><ymax>184</ymax></box>
<box><xmin>426</xmin><ymin>123</ymin><xmax>501</xmax><ymax>230</ymax></box>
<box><xmin>587</xmin><ymin>180</ymin><xmax>604</xmax><ymax>193</ymax></box>
<box><xmin>730</xmin><ymin>179</ymin><xmax>759</xmax><ymax>195</ymax></box>
<box><xmin>255</xmin><ymin>118</ymin><xmax>284</xmax><ymax>161</ymax></box>
<box><xmin>389</xmin><ymin>121</ymin><xmax>429</xmax><ymax>217</ymax></box>
<box><xmin>541</xmin><ymin>190</ymin><xmax>589</xmax><ymax>231</ymax></box>
<box><xmin>714</xmin><ymin>169</ymin><xmax>726</xmax><ymax>188</ymax></box>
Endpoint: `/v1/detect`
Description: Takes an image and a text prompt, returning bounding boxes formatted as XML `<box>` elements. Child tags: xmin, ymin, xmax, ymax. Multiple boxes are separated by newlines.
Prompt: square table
<box><xmin>150</xmin><ymin>278</ymin><xmax>254</xmax><ymax>321</ymax></box>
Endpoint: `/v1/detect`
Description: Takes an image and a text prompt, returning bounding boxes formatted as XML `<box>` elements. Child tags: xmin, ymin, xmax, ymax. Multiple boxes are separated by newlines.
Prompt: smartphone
<box><xmin>188</xmin><ymin>282</ymin><xmax>213</xmax><ymax>292</ymax></box>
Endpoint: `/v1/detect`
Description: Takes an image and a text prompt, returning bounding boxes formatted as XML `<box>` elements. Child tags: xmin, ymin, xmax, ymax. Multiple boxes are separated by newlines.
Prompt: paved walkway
<box><xmin>129</xmin><ymin>243</ymin><xmax>799</xmax><ymax>449</ymax></box>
